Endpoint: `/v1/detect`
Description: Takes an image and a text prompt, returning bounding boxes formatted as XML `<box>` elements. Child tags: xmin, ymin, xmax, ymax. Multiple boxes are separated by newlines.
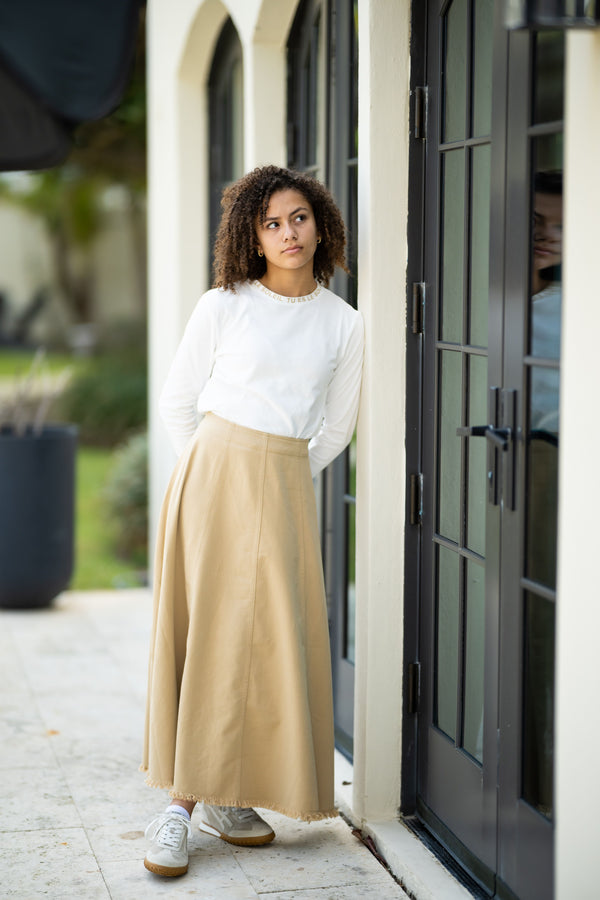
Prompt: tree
<box><xmin>0</xmin><ymin>7</ymin><xmax>147</xmax><ymax>330</ymax></box>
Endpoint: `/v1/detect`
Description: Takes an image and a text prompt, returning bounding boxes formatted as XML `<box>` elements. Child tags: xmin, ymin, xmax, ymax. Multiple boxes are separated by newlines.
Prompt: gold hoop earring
<box><xmin>257</xmin><ymin>248</ymin><xmax>264</xmax><ymax>257</ymax></box>
<box><xmin>317</xmin><ymin>237</ymin><xmax>322</xmax><ymax>244</ymax></box>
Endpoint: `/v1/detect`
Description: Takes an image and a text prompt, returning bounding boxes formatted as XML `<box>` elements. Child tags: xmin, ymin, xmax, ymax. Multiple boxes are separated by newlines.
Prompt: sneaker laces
<box><xmin>147</xmin><ymin>812</ymin><xmax>192</xmax><ymax>848</ymax></box>
<box><xmin>219</xmin><ymin>806</ymin><xmax>257</xmax><ymax>825</ymax></box>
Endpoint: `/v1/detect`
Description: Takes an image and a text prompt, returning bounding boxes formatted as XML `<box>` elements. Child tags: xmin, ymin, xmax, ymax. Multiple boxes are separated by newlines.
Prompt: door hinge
<box><xmin>411</xmin><ymin>282</ymin><xmax>425</xmax><ymax>334</ymax></box>
<box><xmin>409</xmin><ymin>472</ymin><xmax>423</xmax><ymax>525</ymax></box>
<box><xmin>414</xmin><ymin>86</ymin><xmax>428</xmax><ymax>140</ymax></box>
<box><xmin>407</xmin><ymin>661</ymin><xmax>421</xmax><ymax>714</ymax></box>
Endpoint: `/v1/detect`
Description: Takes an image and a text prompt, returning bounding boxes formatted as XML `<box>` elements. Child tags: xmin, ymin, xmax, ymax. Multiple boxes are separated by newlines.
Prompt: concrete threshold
<box><xmin>334</xmin><ymin>753</ymin><xmax>476</xmax><ymax>900</ymax></box>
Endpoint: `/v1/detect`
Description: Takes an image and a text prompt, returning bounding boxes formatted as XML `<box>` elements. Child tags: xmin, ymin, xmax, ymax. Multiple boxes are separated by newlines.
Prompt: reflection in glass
<box><xmin>527</xmin><ymin>146</ymin><xmax>562</xmax><ymax>589</ymax></box>
<box><xmin>230</xmin><ymin>58</ymin><xmax>244</xmax><ymax>179</ymax></box>
<box><xmin>523</xmin><ymin>123</ymin><xmax>561</xmax><ymax>822</ymax></box>
<box><xmin>522</xmin><ymin>592</ymin><xmax>555</xmax><ymax>818</ymax></box>
<box><xmin>302</xmin><ymin>11</ymin><xmax>322</xmax><ymax>169</ymax></box>
<box><xmin>438</xmin><ymin>351</ymin><xmax>462</xmax><ymax>542</ymax></box>
<box><xmin>473</xmin><ymin>0</ymin><xmax>493</xmax><ymax>137</ymax></box>
<box><xmin>467</xmin><ymin>355</ymin><xmax>487</xmax><ymax>557</ymax></box>
<box><xmin>530</xmin><ymin>169</ymin><xmax>562</xmax><ymax>362</ymax></box>
<box><xmin>527</xmin><ymin>368</ymin><xmax>559</xmax><ymax>590</ymax></box>
<box><xmin>441</xmin><ymin>150</ymin><xmax>466</xmax><ymax>343</ymax></box>
<box><xmin>347</xmin><ymin>162</ymin><xmax>358</xmax><ymax>305</ymax></box>
<box><xmin>436</xmin><ymin>546</ymin><xmax>460</xmax><ymax>741</ymax></box>
<box><xmin>463</xmin><ymin>560</ymin><xmax>485</xmax><ymax>763</ymax></box>
<box><xmin>533</xmin><ymin>32</ymin><xmax>565</xmax><ymax>125</ymax></box>
<box><xmin>443</xmin><ymin>0</ymin><xmax>468</xmax><ymax>143</ymax></box>
<box><xmin>470</xmin><ymin>145</ymin><xmax>491</xmax><ymax>347</ymax></box>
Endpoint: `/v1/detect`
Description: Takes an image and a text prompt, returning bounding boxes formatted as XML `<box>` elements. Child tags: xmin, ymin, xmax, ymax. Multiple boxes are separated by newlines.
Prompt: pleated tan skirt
<box><xmin>141</xmin><ymin>413</ymin><xmax>337</xmax><ymax>821</ymax></box>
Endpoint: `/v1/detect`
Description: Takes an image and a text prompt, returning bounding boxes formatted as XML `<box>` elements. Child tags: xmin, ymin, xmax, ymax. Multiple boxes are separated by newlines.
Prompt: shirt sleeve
<box><xmin>158</xmin><ymin>293</ymin><xmax>218</xmax><ymax>455</ymax></box>
<box><xmin>308</xmin><ymin>311</ymin><xmax>365</xmax><ymax>477</ymax></box>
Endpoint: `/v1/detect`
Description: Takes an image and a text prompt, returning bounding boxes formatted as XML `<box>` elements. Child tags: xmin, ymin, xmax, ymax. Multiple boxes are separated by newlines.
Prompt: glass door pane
<box><xmin>441</xmin><ymin>150</ymin><xmax>466</xmax><ymax>343</ymax></box>
<box><xmin>434</xmin><ymin>0</ymin><xmax>492</xmax><ymax>765</ymax></box>
<box><xmin>436</xmin><ymin>546</ymin><xmax>460</xmax><ymax>739</ymax></box>
<box><xmin>443</xmin><ymin>0</ymin><xmax>468</xmax><ymax>142</ymax></box>
<box><xmin>472</xmin><ymin>0</ymin><xmax>493</xmax><ymax>137</ymax></box>
<box><xmin>463</xmin><ymin>559</ymin><xmax>485</xmax><ymax>763</ymax></box>
<box><xmin>522</xmin><ymin>127</ymin><xmax>562</xmax><ymax>821</ymax></box>
<box><xmin>522</xmin><ymin>590</ymin><xmax>555</xmax><ymax>816</ymax></box>
<box><xmin>469</xmin><ymin>144</ymin><xmax>491</xmax><ymax>347</ymax></box>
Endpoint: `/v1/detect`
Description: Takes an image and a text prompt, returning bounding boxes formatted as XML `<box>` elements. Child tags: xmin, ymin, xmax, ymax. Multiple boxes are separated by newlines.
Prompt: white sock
<box><xmin>167</xmin><ymin>804</ymin><xmax>191</xmax><ymax>820</ymax></box>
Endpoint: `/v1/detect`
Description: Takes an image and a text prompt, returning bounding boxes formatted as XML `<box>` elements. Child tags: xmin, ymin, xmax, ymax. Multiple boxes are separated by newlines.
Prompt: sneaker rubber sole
<box><xmin>199</xmin><ymin>820</ymin><xmax>275</xmax><ymax>847</ymax></box>
<box><xmin>144</xmin><ymin>857</ymin><xmax>188</xmax><ymax>877</ymax></box>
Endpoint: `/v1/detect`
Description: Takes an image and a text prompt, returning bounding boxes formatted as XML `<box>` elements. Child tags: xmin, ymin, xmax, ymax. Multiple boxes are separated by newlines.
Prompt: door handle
<box><xmin>456</xmin><ymin>424</ymin><xmax>512</xmax><ymax>451</ymax></box>
<box><xmin>457</xmin><ymin>389</ymin><xmax>517</xmax><ymax>510</ymax></box>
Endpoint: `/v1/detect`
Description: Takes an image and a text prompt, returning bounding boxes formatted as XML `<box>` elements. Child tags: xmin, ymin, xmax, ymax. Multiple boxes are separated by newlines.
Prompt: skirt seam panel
<box><xmin>237</xmin><ymin>437</ymin><xmax>268</xmax><ymax>796</ymax></box>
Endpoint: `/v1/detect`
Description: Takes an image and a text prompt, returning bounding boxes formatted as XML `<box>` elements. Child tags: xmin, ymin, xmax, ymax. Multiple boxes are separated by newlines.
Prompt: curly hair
<box><xmin>212</xmin><ymin>165</ymin><xmax>348</xmax><ymax>290</ymax></box>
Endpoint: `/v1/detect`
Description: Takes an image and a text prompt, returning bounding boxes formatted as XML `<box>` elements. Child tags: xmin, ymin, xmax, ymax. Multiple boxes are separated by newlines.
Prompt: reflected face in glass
<box><xmin>533</xmin><ymin>192</ymin><xmax>563</xmax><ymax>274</ymax></box>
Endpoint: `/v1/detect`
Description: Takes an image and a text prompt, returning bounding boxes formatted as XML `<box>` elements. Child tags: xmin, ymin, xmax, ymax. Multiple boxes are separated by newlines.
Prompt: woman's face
<box><xmin>533</xmin><ymin>192</ymin><xmax>563</xmax><ymax>272</ymax></box>
<box><xmin>255</xmin><ymin>189</ymin><xmax>320</xmax><ymax>279</ymax></box>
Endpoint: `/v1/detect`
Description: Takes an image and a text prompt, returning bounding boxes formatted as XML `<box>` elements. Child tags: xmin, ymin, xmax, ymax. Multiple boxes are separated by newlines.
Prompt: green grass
<box><xmin>72</xmin><ymin>446</ymin><xmax>147</xmax><ymax>590</ymax></box>
<box><xmin>0</xmin><ymin>349</ymin><xmax>84</xmax><ymax>378</ymax></box>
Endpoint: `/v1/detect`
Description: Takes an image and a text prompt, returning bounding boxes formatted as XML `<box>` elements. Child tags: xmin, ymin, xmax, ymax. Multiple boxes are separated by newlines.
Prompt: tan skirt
<box><xmin>141</xmin><ymin>413</ymin><xmax>336</xmax><ymax>821</ymax></box>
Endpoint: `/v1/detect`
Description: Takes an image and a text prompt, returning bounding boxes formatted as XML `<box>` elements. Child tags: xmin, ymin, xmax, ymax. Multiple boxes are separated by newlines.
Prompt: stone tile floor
<box><xmin>0</xmin><ymin>590</ymin><xmax>409</xmax><ymax>899</ymax></box>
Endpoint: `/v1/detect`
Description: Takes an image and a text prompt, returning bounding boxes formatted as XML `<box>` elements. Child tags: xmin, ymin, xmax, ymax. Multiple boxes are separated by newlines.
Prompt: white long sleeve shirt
<box><xmin>159</xmin><ymin>279</ymin><xmax>364</xmax><ymax>476</ymax></box>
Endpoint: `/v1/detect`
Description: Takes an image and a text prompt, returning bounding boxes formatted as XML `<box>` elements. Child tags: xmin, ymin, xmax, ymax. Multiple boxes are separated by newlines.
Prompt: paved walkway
<box><xmin>0</xmin><ymin>590</ymin><xmax>409</xmax><ymax>899</ymax></box>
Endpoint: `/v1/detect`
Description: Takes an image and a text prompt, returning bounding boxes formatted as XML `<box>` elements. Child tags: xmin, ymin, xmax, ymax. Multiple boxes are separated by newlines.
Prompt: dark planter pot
<box><xmin>0</xmin><ymin>424</ymin><xmax>77</xmax><ymax>609</ymax></box>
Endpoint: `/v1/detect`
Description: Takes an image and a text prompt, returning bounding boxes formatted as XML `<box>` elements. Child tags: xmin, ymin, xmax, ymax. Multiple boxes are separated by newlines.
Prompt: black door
<box><xmin>410</xmin><ymin>3</ymin><xmax>562</xmax><ymax>897</ymax></box>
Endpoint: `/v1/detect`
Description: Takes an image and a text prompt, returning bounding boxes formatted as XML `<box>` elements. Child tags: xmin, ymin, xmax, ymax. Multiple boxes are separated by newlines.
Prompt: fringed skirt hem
<box><xmin>141</xmin><ymin>769</ymin><xmax>338</xmax><ymax>822</ymax></box>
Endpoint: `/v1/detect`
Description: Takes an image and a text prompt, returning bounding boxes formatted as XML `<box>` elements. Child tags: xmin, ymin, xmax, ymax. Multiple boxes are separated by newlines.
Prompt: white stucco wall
<box><xmin>353</xmin><ymin>0</ymin><xmax>410</xmax><ymax>823</ymax></box>
<box><xmin>555</xmin><ymin>29</ymin><xmax>600</xmax><ymax>900</ymax></box>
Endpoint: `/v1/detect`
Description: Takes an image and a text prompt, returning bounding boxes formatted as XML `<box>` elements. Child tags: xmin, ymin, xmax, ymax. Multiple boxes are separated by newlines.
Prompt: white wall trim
<box><xmin>555</xmin><ymin>28</ymin><xmax>600</xmax><ymax>900</ymax></box>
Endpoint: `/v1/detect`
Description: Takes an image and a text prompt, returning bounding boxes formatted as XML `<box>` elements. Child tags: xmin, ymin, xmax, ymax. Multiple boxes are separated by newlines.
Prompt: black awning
<box><xmin>0</xmin><ymin>0</ymin><xmax>141</xmax><ymax>171</ymax></box>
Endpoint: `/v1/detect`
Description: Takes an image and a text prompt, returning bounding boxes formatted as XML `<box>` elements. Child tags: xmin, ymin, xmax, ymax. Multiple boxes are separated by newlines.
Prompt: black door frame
<box><xmin>403</xmin><ymin>3</ymin><xmax>557</xmax><ymax>897</ymax></box>
<box><xmin>415</xmin><ymin>0</ymin><xmax>497</xmax><ymax>887</ymax></box>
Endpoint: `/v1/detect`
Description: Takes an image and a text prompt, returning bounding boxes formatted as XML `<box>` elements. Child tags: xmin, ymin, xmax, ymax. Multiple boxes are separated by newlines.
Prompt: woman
<box><xmin>142</xmin><ymin>165</ymin><xmax>364</xmax><ymax>877</ymax></box>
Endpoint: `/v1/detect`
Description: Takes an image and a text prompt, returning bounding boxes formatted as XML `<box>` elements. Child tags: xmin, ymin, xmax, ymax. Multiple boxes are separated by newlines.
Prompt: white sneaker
<box><xmin>144</xmin><ymin>810</ymin><xmax>192</xmax><ymax>876</ymax></box>
<box><xmin>199</xmin><ymin>805</ymin><xmax>275</xmax><ymax>846</ymax></box>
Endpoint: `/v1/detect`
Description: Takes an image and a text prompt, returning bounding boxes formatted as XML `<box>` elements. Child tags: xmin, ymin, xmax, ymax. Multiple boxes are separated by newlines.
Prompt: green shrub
<box><xmin>60</xmin><ymin>352</ymin><xmax>147</xmax><ymax>446</ymax></box>
<box><xmin>103</xmin><ymin>431</ymin><xmax>148</xmax><ymax>563</ymax></box>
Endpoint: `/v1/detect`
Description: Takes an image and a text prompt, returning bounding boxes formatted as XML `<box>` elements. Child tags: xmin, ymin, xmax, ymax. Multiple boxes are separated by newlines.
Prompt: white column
<box><xmin>147</xmin><ymin>6</ymin><xmax>185</xmax><ymax>554</ymax></box>
<box><xmin>242</xmin><ymin>1</ymin><xmax>298</xmax><ymax>169</ymax></box>
<box><xmin>555</xmin><ymin>28</ymin><xmax>600</xmax><ymax>900</ymax></box>
<box><xmin>353</xmin><ymin>0</ymin><xmax>411</xmax><ymax>822</ymax></box>
<box><xmin>242</xmin><ymin>39</ymin><xmax>288</xmax><ymax>169</ymax></box>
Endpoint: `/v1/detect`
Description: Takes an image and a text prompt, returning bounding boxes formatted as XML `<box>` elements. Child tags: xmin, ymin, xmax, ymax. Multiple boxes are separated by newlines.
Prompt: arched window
<box><xmin>208</xmin><ymin>18</ymin><xmax>244</xmax><ymax>275</ymax></box>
